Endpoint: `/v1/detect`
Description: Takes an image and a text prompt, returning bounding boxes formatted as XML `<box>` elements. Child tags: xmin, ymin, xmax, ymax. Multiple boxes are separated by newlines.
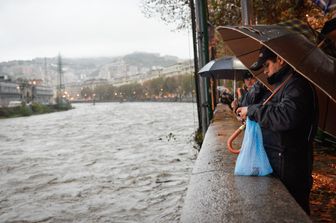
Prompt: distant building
<box><xmin>64</xmin><ymin>82</ymin><xmax>82</xmax><ymax>101</ymax></box>
<box><xmin>160</xmin><ymin>60</ymin><xmax>194</xmax><ymax>77</ymax></box>
<box><xmin>33</xmin><ymin>85</ymin><xmax>54</xmax><ymax>104</ymax></box>
<box><xmin>145</xmin><ymin>60</ymin><xmax>194</xmax><ymax>80</ymax></box>
<box><xmin>65</xmin><ymin>79</ymin><xmax>109</xmax><ymax>100</ymax></box>
<box><xmin>20</xmin><ymin>79</ymin><xmax>54</xmax><ymax>105</ymax></box>
<box><xmin>63</xmin><ymin>61</ymin><xmax>195</xmax><ymax>93</ymax></box>
<box><xmin>0</xmin><ymin>81</ymin><xmax>21</xmax><ymax>107</ymax></box>
<box><xmin>0</xmin><ymin>78</ymin><xmax>54</xmax><ymax>107</ymax></box>
<box><xmin>82</xmin><ymin>78</ymin><xmax>109</xmax><ymax>88</ymax></box>
<box><xmin>0</xmin><ymin>75</ymin><xmax>11</xmax><ymax>81</ymax></box>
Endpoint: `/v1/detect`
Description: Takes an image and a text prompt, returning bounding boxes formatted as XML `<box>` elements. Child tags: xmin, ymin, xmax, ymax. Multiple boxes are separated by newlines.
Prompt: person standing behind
<box><xmin>231</xmin><ymin>72</ymin><xmax>255</xmax><ymax>111</ymax></box>
<box><xmin>236</xmin><ymin>46</ymin><xmax>318</xmax><ymax>215</ymax></box>
<box><xmin>220</xmin><ymin>88</ymin><xmax>234</xmax><ymax>109</ymax></box>
<box><xmin>231</xmin><ymin>71</ymin><xmax>270</xmax><ymax>112</ymax></box>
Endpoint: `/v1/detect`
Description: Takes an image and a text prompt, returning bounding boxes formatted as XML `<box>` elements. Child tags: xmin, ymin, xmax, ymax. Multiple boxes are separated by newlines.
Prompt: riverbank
<box><xmin>0</xmin><ymin>102</ymin><xmax>72</xmax><ymax>118</ymax></box>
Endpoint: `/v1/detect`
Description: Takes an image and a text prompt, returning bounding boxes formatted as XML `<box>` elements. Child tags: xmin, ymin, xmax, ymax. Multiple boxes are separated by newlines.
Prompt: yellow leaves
<box><xmin>310</xmin><ymin>148</ymin><xmax>336</xmax><ymax>222</ymax></box>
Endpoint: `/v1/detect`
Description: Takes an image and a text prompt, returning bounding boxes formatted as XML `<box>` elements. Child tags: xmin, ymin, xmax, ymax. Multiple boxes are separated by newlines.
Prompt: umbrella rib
<box><xmin>221</xmin><ymin>36</ymin><xmax>250</xmax><ymax>42</ymax></box>
<box><xmin>236</xmin><ymin>48</ymin><xmax>260</xmax><ymax>58</ymax></box>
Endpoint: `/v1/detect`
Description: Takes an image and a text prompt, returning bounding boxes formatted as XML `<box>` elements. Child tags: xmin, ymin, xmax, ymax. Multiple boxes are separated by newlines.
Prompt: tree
<box><xmin>81</xmin><ymin>87</ymin><xmax>93</xmax><ymax>99</ymax></box>
<box><xmin>94</xmin><ymin>84</ymin><xmax>115</xmax><ymax>101</ymax></box>
<box><xmin>208</xmin><ymin>0</ymin><xmax>241</xmax><ymax>26</ymax></box>
<box><xmin>141</xmin><ymin>0</ymin><xmax>191</xmax><ymax>30</ymax></box>
<box><xmin>117</xmin><ymin>82</ymin><xmax>144</xmax><ymax>100</ymax></box>
<box><xmin>144</xmin><ymin>76</ymin><xmax>165</xmax><ymax>96</ymax></box>
<box><xmin>253</xmin><ymin>0</ymin><xmax>330</xmax><ymax>28</ymax></box>
<box><xmin>141</xmin><ymin>0</ymin><xmax>332</xmax><ymax>31</ymax></box>
<box><xmin>180</xmin><ymin>74</ymin><xmax>195</xmax><ymax>96</ymax></box>
<box><xmin>164</xmin><ymin>76</ymin><xmax>178</xmax><ymax>94</ymax></box>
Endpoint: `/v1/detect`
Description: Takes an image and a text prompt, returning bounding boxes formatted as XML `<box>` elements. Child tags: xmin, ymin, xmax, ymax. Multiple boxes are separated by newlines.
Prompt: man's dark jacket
<box><xmin>247</xmin><ymin>66</ymin><xmax>318</xmax><ymax>214</ymax></box>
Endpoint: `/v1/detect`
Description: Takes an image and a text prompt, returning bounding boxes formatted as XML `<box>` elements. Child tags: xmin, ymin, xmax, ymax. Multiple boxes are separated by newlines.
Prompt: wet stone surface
<box><xmin>181</xmin><ymin>104</ymin><xmax>312</xmax><ymax>223</ymax></box>
<box><xmin>310</xmin><ymin>144</ymin><xmax>336</xmax><ymax>223</ymax></box>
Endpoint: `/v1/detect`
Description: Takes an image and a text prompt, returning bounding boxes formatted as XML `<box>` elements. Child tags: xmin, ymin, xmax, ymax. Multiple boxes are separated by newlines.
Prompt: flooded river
<box><xmin>0</xmin><ymin>102</ymin><xmax>198</xmax><ymax>223</ymax></box>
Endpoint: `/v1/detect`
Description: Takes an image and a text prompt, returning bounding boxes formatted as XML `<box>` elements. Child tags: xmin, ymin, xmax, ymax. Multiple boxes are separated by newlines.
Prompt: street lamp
<box><xmin>16</xmin><ymin>85</ymin><xmax>23</xmax><ymax>102</ymax></box>
<box><xmin>31</xmin><ymin>81</ymin><xmax>36</xmax><ymax>103</ymax></box>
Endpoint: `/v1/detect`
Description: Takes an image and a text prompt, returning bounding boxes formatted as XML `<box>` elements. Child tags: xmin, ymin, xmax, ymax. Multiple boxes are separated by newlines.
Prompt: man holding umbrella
<box><xmin>236</xmin><ymin>46</ymin><xmax>319</xmax><ymax>214</ymax></box>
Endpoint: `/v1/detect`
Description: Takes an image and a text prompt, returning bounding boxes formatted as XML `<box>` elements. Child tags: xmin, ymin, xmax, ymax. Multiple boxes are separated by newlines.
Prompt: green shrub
<box><xmin>19</xmin><ymin>105</ymin><xmax>32</xmax><ymax>116</ymax></box>
<box><xmin>0</xmin><ymin>107</ymin><xmax>11</xmax><ymax>117</ymax></box>
<box><xmin>54</xmin><ymin>100</ymin><xmax>72</xmax><ymax>110</ymax></box>
<box><xmin>31</xmin><ymin>103</ymin><xmax>44</xmax><ymax>113</ymax></box>
<box><xmin>194</xmin><ymin>128</ymin><xmax>203</xmax><ymax>150</ymax></box>
<box><xmin>0</xmin><ymin>102</ymin><xmax>71</xmax><ymax>119</ymax></box>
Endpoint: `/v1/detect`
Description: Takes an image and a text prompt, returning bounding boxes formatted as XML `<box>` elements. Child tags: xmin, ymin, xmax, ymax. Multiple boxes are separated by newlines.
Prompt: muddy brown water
<box><xmin>0</xmin><ymin>102</ymin><xmax>198</xmax><ymax>222</ymax></box>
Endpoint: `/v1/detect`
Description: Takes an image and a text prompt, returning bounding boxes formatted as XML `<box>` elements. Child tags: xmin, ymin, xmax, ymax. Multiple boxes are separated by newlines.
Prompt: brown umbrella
<box><xmin>217</xmin><ymin>25</ymin><xmax>336</xmax><ymax>137</ymax></box>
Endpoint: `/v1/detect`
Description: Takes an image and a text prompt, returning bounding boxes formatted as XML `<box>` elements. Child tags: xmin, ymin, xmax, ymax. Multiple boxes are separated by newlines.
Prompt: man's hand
<box><xmin>231</xmin><ymin>99</ymin><xmax>238</xmax><ymax>111</ymax></box>
<box><xmin>236</xmin><ymin>106</ymin><xmax>248</xmax><ymax>120</ymax></box>
<box><xmin>237</xmin><ymin>87</ymin><xmax>243</xmax><ymax>98</ymax></box>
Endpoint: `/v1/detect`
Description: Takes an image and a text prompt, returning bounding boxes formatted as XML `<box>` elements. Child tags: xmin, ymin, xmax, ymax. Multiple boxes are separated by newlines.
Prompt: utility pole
<box><xmin>194</xmin><ymin>0</ymin><xmax>211</xmax><ymax>136</ymax></box>
<box><xmin>44</xmin><ymin>57</ymin><xmax>48</xmax><ymax>86</ymax></box>
<box><xmin>191</xmin><ymin>0</ymin><xmax>253</xmax><ymax>137</ymax></box>
<box><xmin>241</xmin><ymin>0</ymin><xmax>254</xmax><ymax>26</ymax></box>
<box><xmin>189</xmin><ymin>0</ymin><xmax>202</xmax><ymax>132</ymax></box>
<box><xmin>57</xmin><ymin>53</ymin><xmax>65</xmax><ymax>104</ymax></box>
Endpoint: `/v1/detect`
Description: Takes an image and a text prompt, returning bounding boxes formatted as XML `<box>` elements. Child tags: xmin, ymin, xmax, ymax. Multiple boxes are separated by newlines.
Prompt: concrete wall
<box><xmin>181</xmin><ymin>104</ymin><xmax>311</xmax><ymax>223</ymax></box>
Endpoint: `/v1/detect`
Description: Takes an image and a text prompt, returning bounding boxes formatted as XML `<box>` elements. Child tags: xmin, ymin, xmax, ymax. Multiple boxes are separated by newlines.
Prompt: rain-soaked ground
<box><xmin>310</xmin><ymin>144</ymin><xmax>336</xmax><ymax>223</ymax></box>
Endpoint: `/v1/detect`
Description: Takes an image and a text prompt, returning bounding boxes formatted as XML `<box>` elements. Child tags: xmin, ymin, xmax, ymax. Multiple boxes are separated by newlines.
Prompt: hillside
<box><xmin>0</xmin><ymin>52</ymin><xmax>182</xmax><ymax>85</ymax></box>
<box><xmin>123</xmin><ymin>52</ymin><xmax>178</xmax><ymax>67</ymax></box>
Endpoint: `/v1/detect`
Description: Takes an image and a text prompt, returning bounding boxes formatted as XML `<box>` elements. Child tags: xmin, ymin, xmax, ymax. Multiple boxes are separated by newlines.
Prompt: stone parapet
<box><xmin>181</xmin><ymin>104</ymin><xmax>311</xmax><ymax>223</ymax></box>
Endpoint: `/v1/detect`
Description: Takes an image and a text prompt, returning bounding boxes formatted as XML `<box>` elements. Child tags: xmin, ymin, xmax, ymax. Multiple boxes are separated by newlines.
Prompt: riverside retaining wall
<box><xmin>181</xmin><ymin>104</ymin><xmax>311</xmax><ymax>223</ymax></box>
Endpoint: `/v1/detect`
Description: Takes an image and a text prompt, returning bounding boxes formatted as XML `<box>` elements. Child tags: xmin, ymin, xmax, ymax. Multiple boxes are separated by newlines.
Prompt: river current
<box><xmin>0</xmin><ymin>102</ymin><xmax>198</xmax><ymax>223</ymax></box>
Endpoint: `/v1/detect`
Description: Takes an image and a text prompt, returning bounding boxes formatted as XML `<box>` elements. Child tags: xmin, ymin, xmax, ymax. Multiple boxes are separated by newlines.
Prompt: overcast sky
<box><xmin>0</xmin><ymin>0</ymin><xmax>193</xmax><ymax>62</ymax></box>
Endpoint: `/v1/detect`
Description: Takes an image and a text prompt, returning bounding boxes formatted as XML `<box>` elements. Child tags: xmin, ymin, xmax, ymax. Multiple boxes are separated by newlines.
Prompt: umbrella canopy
<box><xmin>217</xmin><ymin>25</ymin><xmax>336</xmax><ymax>137</ymax></box>
<box><xmin>217</xmin><ymin>25</ymin><xmax>336</xmax><ymax>102</ymax></box>
<box><xmin>198</xmin><ymin>56</ymin><xmax>248</xmax><ymax>80</ymax></box>
<box><xmin>313</xmin><ymin>0</ymin><xmax>336</xmax><ymax>13</ymax></box>
<box><xmin>277</xmin><ymin>19</ymin><xmax>318</xmax><ymax>43</ymax></box>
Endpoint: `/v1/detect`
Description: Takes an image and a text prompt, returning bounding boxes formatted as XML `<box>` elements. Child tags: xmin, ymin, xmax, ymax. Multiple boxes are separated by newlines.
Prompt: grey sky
<box><xmin>0</xmin><ymin>0</ymin><xmax>193</xmax><ymax>62</ymax></box>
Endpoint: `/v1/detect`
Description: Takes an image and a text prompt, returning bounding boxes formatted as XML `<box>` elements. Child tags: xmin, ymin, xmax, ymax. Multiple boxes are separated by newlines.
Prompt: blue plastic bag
<box><xmin>234</xmin><ymin>117</ymin><xmax>273</xmax><ymax>176</ymax></box>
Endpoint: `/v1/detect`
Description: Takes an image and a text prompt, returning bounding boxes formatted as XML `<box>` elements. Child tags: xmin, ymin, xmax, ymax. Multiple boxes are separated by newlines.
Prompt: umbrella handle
<box><xmin>226</xmin><ymin>124</ymin><xmax>246</xmax><ymax>154</ymax></box>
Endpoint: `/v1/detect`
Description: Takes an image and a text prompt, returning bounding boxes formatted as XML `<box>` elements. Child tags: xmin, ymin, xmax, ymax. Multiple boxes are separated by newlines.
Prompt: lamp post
<box><xmin>18</xmin><ymin>80</ymin><xmax>28</xmax><ymax>104</ymax></box>
<box><xmin>16</xmin><ymin>85</ymin><xmax>22</xmax><ymax>102</ymax></box>
<box><xmin>31</xmin><ymin>80</ymin><xmax>36</xmax><ymax>103</ymax></box>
